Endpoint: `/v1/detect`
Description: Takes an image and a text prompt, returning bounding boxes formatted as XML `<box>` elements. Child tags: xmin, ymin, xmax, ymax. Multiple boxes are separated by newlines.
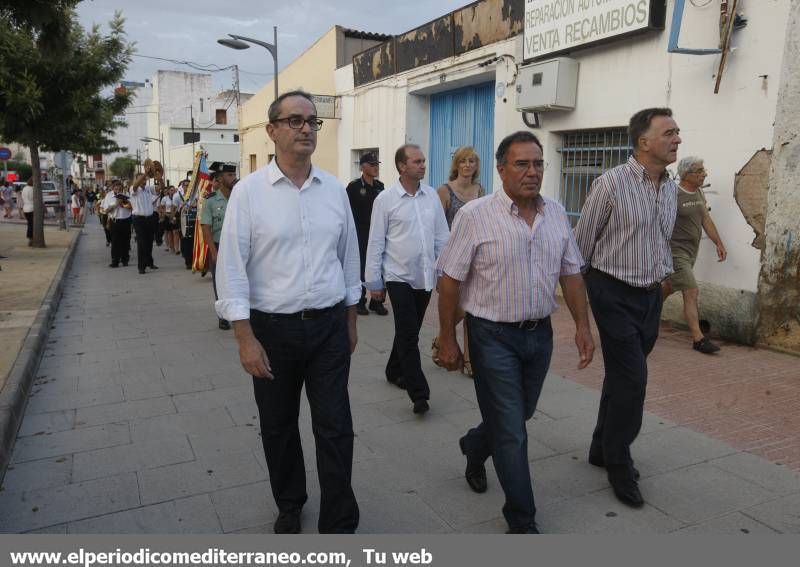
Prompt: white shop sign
<box><xmin>524</xmin><ymin>0</ymin><xmax>659</xmax><ymax>61</ymax></box>
<box><xmin>310</xmin><ymin>95</ymin><xmax>339</xmax><ymax>120</ymax></box>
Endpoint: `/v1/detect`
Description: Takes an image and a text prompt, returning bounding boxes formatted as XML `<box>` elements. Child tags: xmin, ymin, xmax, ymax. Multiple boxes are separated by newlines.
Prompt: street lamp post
<box><xmin>218</xmin><ymin>26</ymin><xmax>278</xmax><ymax>102</ymax></box>
<box><xmin>140</xmin><ymin>134</ymin><xmax>165</xmax><ymax>172</ymax></box>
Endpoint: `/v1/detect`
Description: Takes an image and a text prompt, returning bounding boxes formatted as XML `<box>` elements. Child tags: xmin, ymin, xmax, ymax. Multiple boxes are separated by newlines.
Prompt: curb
<box><xmin>0</xmin><ymin>228</ymin><xmax>83</xmax><ymax>485</ymax></box>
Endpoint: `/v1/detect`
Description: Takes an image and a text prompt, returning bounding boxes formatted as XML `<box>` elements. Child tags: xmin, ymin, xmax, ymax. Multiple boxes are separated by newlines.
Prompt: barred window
<box><xmin>558</xmin><ymin>128</ymin><xmax>633</xmax><ymax>226</ymax></box>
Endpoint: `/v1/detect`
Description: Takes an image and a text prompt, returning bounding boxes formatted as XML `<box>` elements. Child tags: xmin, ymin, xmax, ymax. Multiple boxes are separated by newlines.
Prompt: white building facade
<box><xmin>335</xmin><ymin>0</ymin><xmax>792</xmax><ymax>345</ymax></box>
<box><xmin>141</xmin><ymin>71</ymin><xmax>251</xmax><ymax>184</ymax></box>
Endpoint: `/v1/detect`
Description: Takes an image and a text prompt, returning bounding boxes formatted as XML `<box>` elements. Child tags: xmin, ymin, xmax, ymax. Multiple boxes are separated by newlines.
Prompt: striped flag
<box><xmin>191</xmin><ymin>154</ymin><xmax>212</xmax><ymax>273</ymax></box>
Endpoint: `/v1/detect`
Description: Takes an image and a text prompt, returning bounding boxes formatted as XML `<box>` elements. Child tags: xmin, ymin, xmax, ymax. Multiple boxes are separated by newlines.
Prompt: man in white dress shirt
<box><xmin>215</xmin><ymin>91</ymin><xmax>361</xmax><ymax>534</ymax></box>
<box><xmin>129</xmin><ymin>160</ymin><xmax>161</xmax><ymax>274</ymax></box>
<box><xmin>101</xmin><ymin>179</ymin><xmax>132</xmax><ymax>268</ymax></box>
<box><xmin>365</xmin><ymin>144</ymin><xmax>449</xmax><ymax>415</ymax></box>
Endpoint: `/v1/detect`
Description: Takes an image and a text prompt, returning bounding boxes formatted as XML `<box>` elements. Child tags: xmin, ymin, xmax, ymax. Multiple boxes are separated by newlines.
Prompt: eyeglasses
<box><xmin>508</xmin><ymin>160</ymin><xmax>546</xmax><ymax>172</ymax></box>
<box><xmin>688</xmin><ymin>168</ymin><xmax>707</xmax><ymax>174</ymax></box>
<box><xmin>272</xmin><ymin>116</ymin><xmax>323</xmax><ymax>131</ymax></box>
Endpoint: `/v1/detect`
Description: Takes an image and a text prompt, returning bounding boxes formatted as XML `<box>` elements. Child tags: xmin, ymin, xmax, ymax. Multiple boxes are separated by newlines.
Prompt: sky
<box><xmin>76</xmin><ymin>0</ymin><xmax>471</xmax><ymax>94</ymax></box>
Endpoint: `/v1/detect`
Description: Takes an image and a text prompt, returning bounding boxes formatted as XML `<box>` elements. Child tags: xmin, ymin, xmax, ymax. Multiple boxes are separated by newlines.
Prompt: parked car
<box><xmin>10</xmin><ymin>180</ymin><xmax>61</xmax><ymax>214</ymax></box>
<box><xmin>41</xmin><ymin>181</ymin><xmax>60</xmax><ymax>207</ymax></box>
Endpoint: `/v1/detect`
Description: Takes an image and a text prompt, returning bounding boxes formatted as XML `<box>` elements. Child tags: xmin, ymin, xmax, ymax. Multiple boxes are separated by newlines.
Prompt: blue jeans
<box><xmin>461</xmin><ymin>314</ymin><xmax>553</xmax><ymax>529</ymax></box>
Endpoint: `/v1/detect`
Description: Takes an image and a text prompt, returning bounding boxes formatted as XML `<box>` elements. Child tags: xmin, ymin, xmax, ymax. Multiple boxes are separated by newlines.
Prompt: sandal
<box><xmin>462</xmin><ymin>359</ymin><xmax>473</xmax><ymax>378</ymax></box>
<box><xmin>431</xmin><ymin>336</ymin><xmax>441</xmax><ymax>365</ymax></box>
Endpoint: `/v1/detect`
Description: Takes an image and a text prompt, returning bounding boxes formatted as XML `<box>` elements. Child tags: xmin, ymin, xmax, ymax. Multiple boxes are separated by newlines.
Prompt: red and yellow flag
<box><xmin>187</xmin><ymin>153</ymin><xmax>212</xmax><ymax>273</ymax></box>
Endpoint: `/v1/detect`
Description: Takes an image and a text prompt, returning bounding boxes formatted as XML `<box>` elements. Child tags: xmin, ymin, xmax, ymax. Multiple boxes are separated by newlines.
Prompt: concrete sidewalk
<box><xmin>0</xmin><ymin>215</ymin><xmax>799</xmax><ymax>534</ymax></box>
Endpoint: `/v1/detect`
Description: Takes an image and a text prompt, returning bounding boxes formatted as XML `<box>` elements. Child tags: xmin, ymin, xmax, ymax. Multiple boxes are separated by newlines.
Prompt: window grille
<box><xmin>557</xmin><ymin>128</ymin><xmax>633</xmax><ymax>226</ymax></box>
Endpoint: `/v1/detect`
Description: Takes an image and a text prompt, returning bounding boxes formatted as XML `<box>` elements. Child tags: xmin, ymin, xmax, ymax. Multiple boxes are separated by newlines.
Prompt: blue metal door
<box><xmin>429</xmin><ymin>82</ymin><xmax>495</xmax><ymax>192</ymax></box>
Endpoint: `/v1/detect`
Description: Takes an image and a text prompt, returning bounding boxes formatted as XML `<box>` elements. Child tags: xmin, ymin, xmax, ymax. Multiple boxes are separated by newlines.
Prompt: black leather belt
<box><xmin>498</xmin><ymin>316</ymin><xmax>550</xmax><ymax>331</ymax></box>
<box><xmin>253</xmin><ymin>302</ymin><xmax>341</xmax><ymax>321</ymax></box>
<box><xmin>591</xmin><ymin>269</ymin><xmax>661</xmax><ymax>292</ymax></box>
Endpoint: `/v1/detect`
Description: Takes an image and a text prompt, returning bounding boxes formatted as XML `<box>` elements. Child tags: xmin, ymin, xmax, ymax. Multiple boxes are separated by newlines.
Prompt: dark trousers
<box><xmin>585</xmin><ymin>269</ymin><xmax>662</xmax><ymax>474</ymax></box>
<box><xmin>210</xmin><ymin>256</ymin><xmax>219</xmax><ymax>300</ymax></box>
<box><xmin>24</xmin><ymin>211</ymin><xmax>33</xmax><ymax>239</ymax></box>
<box><xmin>384</xmin><ymin>282</ymin><xmax>431</xmax><ymax>403</ymax></box>
<box><xmin>250</xmin><ymin>305</ymin><xmax>359</xmax><ymax>533</ymax></box>
<box><xmin>461</xmin><ymin>315</ymin><xmax>552</xmax><ymax>529</ymax></box>
<box><xmin>181</xmin><ymin>235</ymin><xmax>193</xmax><ymax>269</ymax></box>
<box><xmin>110</xmin><ymin>217</ymin><xmax>131</xmax><ymax>265</ymax></box>
<box><xmin>99</xmin><ymin>214</ymin><xmax>112</xmax><ymax>244</ymax></box>
<box><xmin>210</xmin><ymin>252</ymin><xmax>227</xmax><ymax>323</ymax></box>
<box><xmin>357</xmin><ymin>239</ymin><xmax>384</xmax><ymax>309</ymax></box>
<box><xmin>154</xmin><ymin>212</ymin><xmax>164</xmax><ymax>246</ymax></box>
<box><xmin>132</xmin><ymin>215</ymin><xmax>155</xmax><ymax>271</ymax></box>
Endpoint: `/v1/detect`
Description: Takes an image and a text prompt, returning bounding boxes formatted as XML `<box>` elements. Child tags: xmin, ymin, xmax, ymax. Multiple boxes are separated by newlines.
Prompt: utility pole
<box><xmin>233</xmin><ymin>64</ymin><xmax>243</xmax><ymax>172</ymax></box>
<box><xmin>190</xmin><ymin>104</ymin><xmax>196</xmax><ymax>157</ymax></box>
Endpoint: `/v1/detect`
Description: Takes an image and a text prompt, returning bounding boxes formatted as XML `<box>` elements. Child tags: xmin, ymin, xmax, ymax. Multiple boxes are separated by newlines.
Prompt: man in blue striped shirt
<box><xmin>574</xmin><ymin>107</ymin><xmax>680</xmax><ymax>509</ymax></box>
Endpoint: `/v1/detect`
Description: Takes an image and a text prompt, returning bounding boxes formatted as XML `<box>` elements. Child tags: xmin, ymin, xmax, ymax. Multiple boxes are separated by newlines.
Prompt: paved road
<box><xmin>1</xmin><ymin>216</ymin><xmax>799</xmax><ymax>534</ymax></box>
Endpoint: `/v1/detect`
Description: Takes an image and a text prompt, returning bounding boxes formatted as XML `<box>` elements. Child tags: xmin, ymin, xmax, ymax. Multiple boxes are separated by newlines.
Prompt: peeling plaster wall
<box><xmin>757</xmin><ymin>0</ymin><xmax>800</xmax><ymax>351</ymax></box>
<box><xmin>734</xmin><ymin>149</ymin><xmax>771</xmax><ymax>251</ymax></box>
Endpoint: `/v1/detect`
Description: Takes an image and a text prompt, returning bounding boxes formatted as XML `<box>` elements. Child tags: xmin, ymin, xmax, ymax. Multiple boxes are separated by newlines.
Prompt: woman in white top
<box><xmin>21</xmin><ymin>178</ymin><xmax>35</xmax><ymax>242</ymax></box>
<box><xmin>71</xmin><ymin>191</ymin><xmax>82</xmax><ymax>225</ymax></box>
<box><xmin>161</xmin><ymin>187</ymin><xmax>176</xmax><ymax>252</ymax></box>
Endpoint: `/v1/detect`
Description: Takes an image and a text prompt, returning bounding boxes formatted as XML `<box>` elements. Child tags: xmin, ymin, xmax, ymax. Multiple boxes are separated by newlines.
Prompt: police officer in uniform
<box><xmin>345</xmin><ymin>152</ymin><xmax>388</xmax><ymax>316</ymax></box>
<box><xmin>200</xmin><ymin>161</ymin><xmax>237</xmax><ymax>329</ymax></box>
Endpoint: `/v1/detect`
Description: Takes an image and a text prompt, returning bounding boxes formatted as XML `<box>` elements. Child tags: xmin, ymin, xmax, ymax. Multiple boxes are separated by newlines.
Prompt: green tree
<box><xmin>0</xmin><ymin>8</ymin><xmax>133</xmax><ymax>246</ymax></box>
<box><xmin>110</xmin><ymin>155</ymin><xmax>138</xmax><ymax>180</ymax></box>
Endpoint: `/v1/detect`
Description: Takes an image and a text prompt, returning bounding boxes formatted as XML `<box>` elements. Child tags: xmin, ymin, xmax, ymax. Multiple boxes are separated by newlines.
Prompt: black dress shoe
<box><xmin>459</xmin><ymin>437</ymin><xmax>487</xmax><ymax>493</ymax></box>
<box><xmin>139</xmin><ymin>269</ymin><xmax>146</xmax><ymax>274</ymax></box>
<box><xmin>274</xmin><ymin>508</ymin><xmax>301</xmax><ymax>534</ymax></box>
<box><xmin>122</xmin><ymin>262</ymin><xmax>129</xmax><ymax>267</ymax></box>
<box><xmin>356</xmin><ymin>303</ymin><xmax>369</xmax><ymax>316</ymax></box>
<box><xmin>369</xmin><ymin>301</ymin><xmax>389</xmax><ymax>316</ymax></box>
<box><xmin>218</xmin><ymin>319</ymin><xmax>231</xmax><ymax>330</ymax></box>
<box><xmin>108</xmin><ymin>263</ymin><xmax>119</xmax><ymax>268</ymax></box>
<box><xmin>588</xmin><ymin>452</ymin><xmax>640</xmax><ymax>480</ymax></box>
<box><xmin>413</xmin><ymin>399</ymin><xmax>429</xmax><ymax>415</ymax></box>
<box><xmin>506</xmin><ymin>523</ymin><xmax>540</xmax><ymax>534</ymax></box>
<box><xmin>609</xmin><ymin>475</ymin><xmax>644</xmax><ymax>508</ymax></box>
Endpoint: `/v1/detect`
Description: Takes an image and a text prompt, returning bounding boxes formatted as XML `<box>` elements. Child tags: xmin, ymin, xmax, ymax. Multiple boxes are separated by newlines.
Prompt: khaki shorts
<box><xmin>671</xmin><ymin>255</ymin><xmax>697</xmax><ymax>291</ymax></box>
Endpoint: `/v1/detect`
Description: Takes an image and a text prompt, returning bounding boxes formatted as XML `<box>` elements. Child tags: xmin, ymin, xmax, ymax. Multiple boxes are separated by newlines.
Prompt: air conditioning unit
<box><xmin>516</xmin><ymin>58</ymin><xmax>579</xmax><ymax>112</ymax></box>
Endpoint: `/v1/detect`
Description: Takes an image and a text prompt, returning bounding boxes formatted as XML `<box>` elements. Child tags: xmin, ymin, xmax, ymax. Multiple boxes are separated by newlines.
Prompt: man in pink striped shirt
<box><xmin>436</xmin><ymin>131</ymin><xmax>595</xmax><ymax>534</ymax></box>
